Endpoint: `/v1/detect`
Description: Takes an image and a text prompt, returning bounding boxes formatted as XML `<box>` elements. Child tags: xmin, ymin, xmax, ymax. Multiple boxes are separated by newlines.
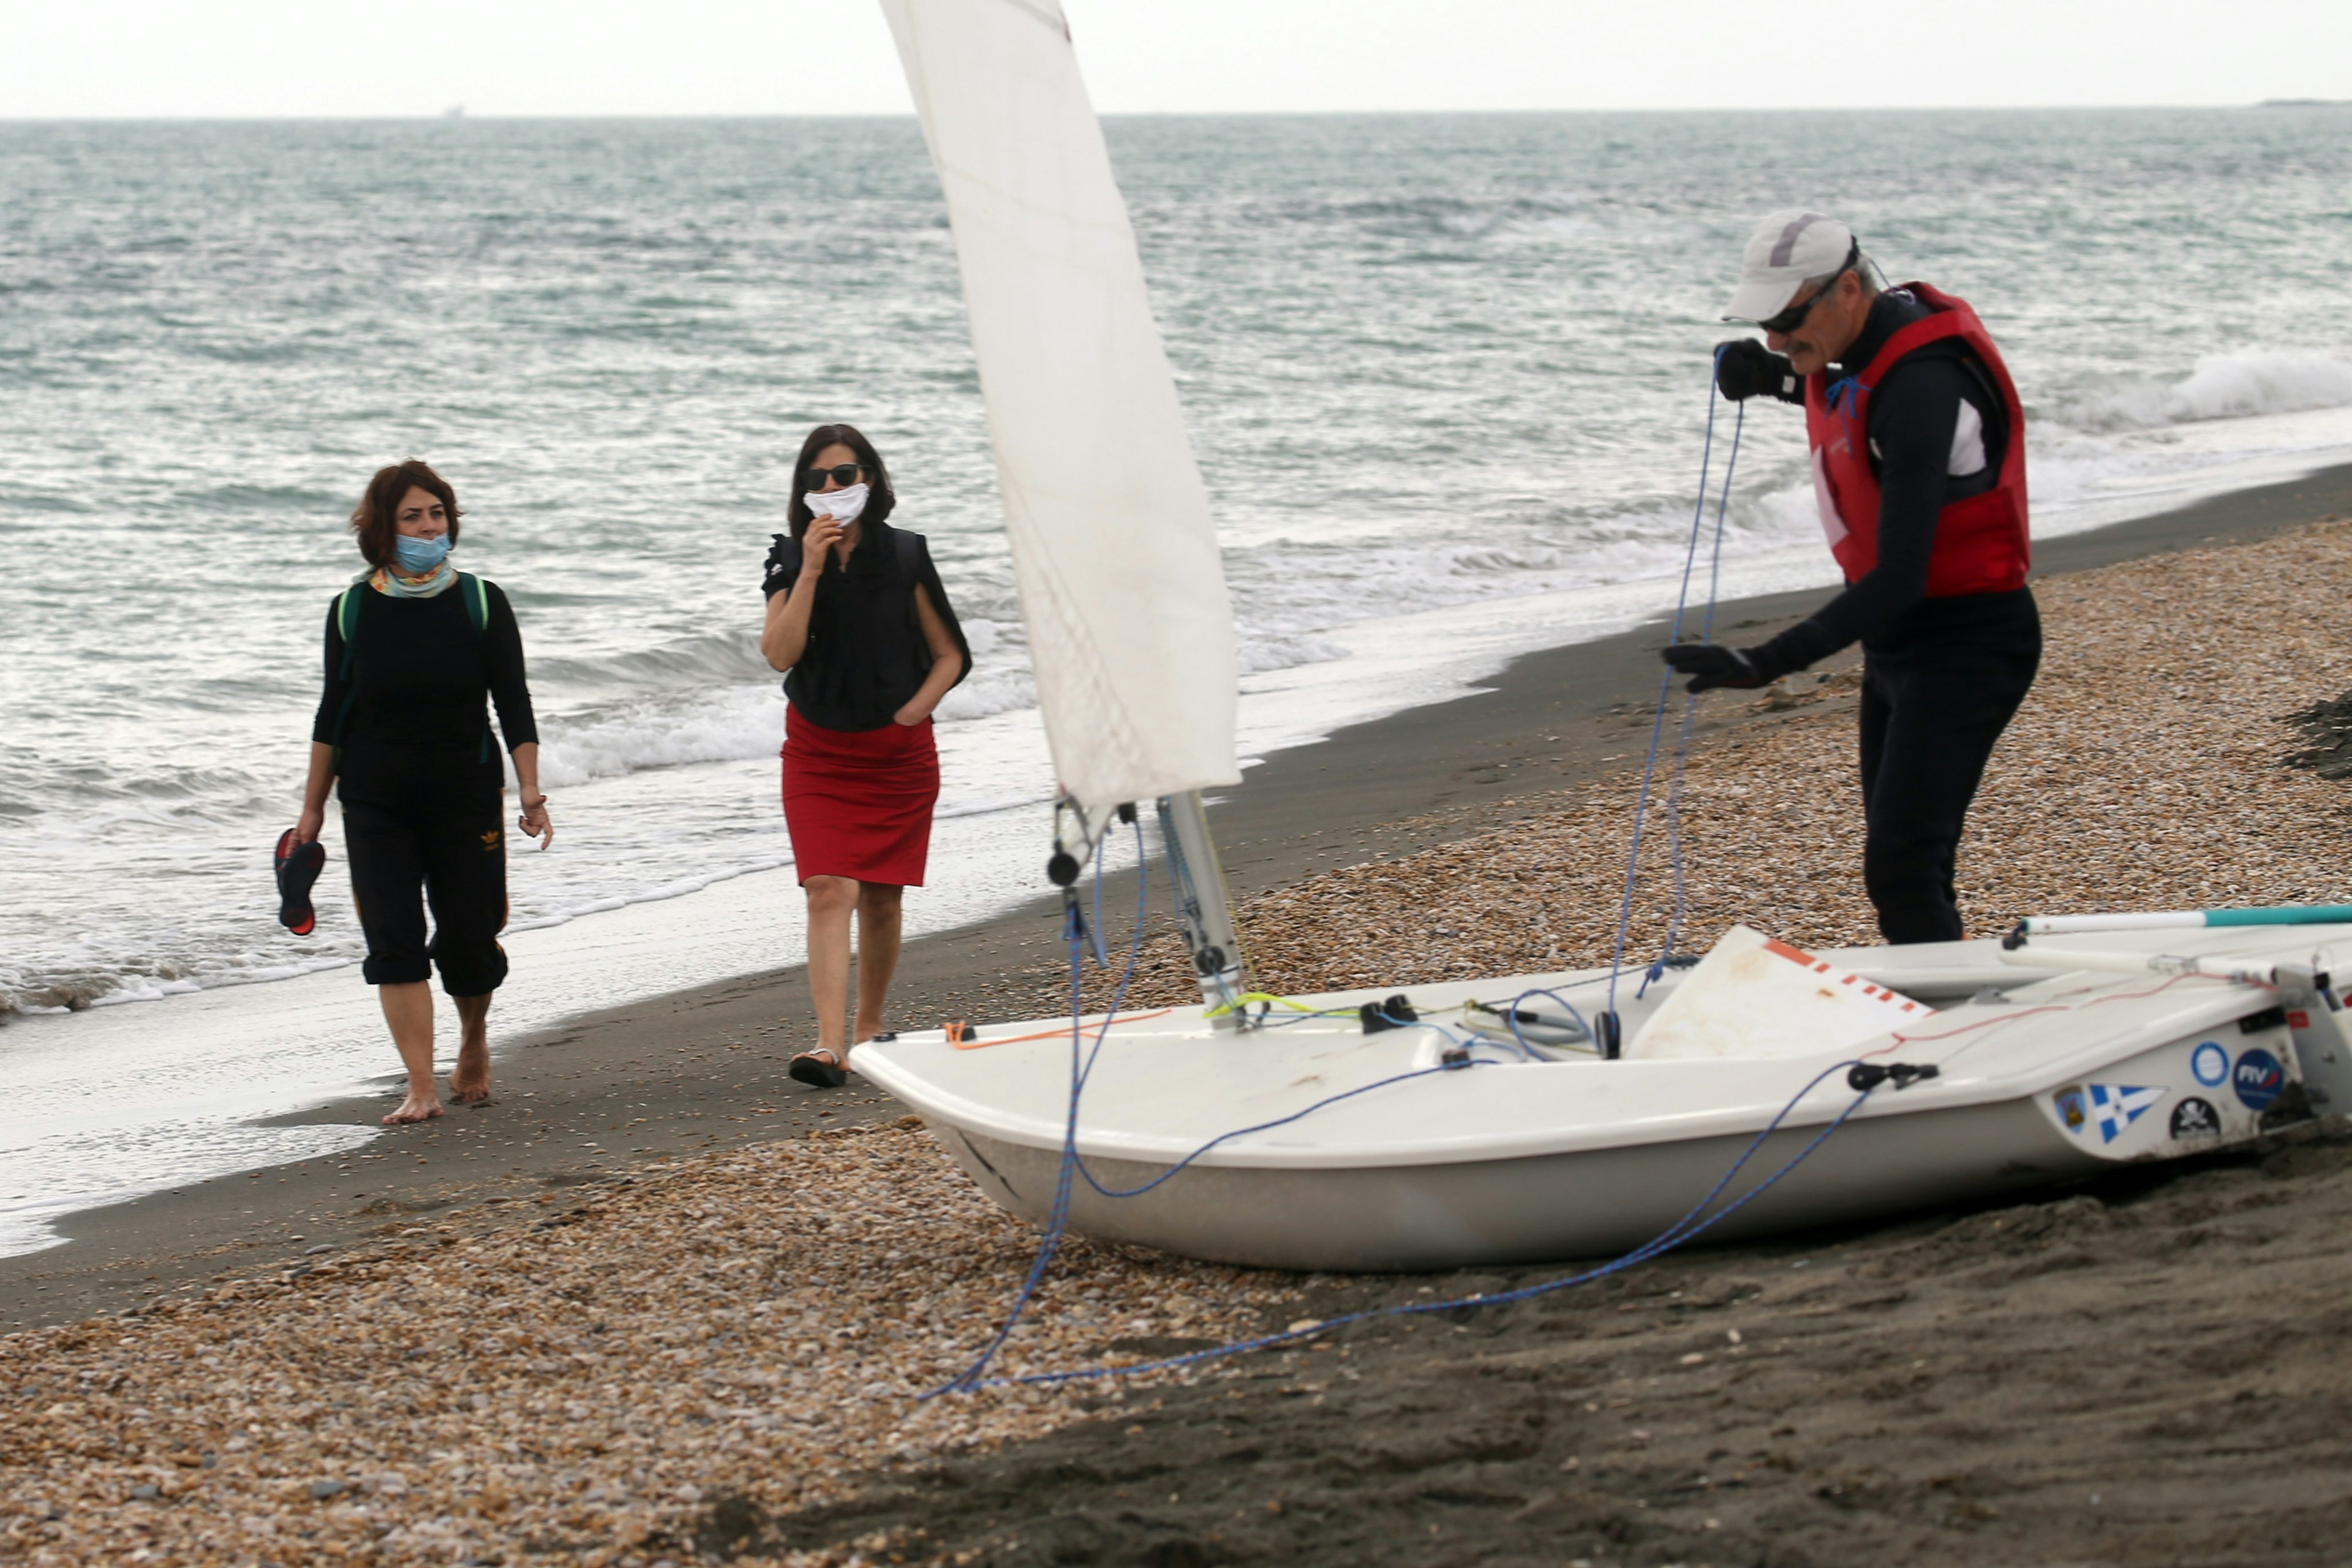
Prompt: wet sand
<box><xmin>761</xmin><ymin>1120</ymin><xmax>2352</xmax><ymax>1568</ymax></box>
<box><xmin>6</xmin><ymin>464</ymin><xmax>2352</xmax><ymax>1566</ymax></box>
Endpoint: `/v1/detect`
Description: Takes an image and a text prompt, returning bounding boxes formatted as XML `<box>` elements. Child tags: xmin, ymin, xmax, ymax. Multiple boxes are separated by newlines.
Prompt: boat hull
<box><xmin>924</xmin><ymin>1095</ymin><xmax>2095</xmax><ymax>1272</ymax></box>
<box><xmin>859</xmin><ymin>931</ymin><xmax>2337</xmax><ymax>1273</ymax></box>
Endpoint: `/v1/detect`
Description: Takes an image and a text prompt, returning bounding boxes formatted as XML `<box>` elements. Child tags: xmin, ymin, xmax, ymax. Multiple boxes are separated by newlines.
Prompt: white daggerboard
<box><xmin>880</xmin><ymin>0</ymin><xmax>1240</xmax><ymax>810</ymax></box>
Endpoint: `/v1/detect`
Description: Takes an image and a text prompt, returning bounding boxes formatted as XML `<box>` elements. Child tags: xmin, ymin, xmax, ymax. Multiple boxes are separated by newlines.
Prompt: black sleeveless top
<box><xmin>761</xmin><ymin>521</ymin><xmax>971</xmax><ymax>732</ymax></box>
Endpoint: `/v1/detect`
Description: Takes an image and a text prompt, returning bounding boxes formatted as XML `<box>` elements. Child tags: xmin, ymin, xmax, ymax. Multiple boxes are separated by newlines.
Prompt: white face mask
<box><xmin>804</xmin><ymin>483</ymin><xmax>870</xmax><ymax>524</ymax></box>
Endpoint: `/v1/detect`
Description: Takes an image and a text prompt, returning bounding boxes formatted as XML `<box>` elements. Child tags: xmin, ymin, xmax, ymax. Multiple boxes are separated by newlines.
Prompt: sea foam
<box><xmin>2061</xmin><ymin>352</ymin><xmax>2352</xmax><ymax>432</ymax></box>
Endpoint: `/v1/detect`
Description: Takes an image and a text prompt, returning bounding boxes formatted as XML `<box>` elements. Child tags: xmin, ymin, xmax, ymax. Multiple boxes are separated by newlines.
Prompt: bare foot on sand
<box><xmin>448</xmin><ymin>1038</ymin><xmax>492</xmax><ymax>1104</ymax></box>
<box><xmin>383</xmin><ymin>1091</ymin><xmax>443</xmax><ymax>1126</ymax></box>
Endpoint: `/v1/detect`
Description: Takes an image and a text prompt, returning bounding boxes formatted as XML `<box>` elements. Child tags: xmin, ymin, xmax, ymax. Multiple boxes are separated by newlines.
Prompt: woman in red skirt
<box><xmin>761</xmin><ymin>424</ymin><xmax>970</xmax><ymax>1088</ymax></box>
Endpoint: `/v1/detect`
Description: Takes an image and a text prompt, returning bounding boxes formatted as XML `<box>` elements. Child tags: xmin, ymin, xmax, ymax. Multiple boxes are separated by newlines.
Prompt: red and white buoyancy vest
<box><xmin>1802</xmin><ymin>283</ymin><xmax>2030</xmax><ymax>597</ymax></box>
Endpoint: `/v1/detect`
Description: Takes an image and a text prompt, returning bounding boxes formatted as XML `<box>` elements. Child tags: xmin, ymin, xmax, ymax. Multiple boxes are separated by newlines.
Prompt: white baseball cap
<box><xmin>1724</xmin><ymin>210</ymin><xmax>1858</xmax><ymax>323</ymax></box>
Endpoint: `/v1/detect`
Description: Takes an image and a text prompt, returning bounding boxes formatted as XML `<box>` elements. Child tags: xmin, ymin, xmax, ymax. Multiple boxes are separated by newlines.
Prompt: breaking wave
<box><xmin>2059</xmin><ymin>352</ymin><xmax>2352</xmax><ymax>432</ymax></box>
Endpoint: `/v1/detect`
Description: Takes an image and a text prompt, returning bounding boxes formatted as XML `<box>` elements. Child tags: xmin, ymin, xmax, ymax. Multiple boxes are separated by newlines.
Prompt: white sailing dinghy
<box><xmin>860</xmin><ymin>0</ymin><xmax>2352</xmax><ymax>1272</ymax></box>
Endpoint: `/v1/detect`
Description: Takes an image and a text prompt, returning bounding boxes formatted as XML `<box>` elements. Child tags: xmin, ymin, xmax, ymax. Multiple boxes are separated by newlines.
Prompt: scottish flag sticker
<box><xmin>2085</xmin><ymin>1084</ymin><xmax>2166</xmax><ymax>1144</ymax></box>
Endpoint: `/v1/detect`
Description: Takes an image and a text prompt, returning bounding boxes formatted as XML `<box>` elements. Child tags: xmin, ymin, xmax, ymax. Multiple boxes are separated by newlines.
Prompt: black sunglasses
<box><xmin>805</xmin><ymin>462</ymin><xmax>865</xmax><ymax>490</ymax></box>
<box><xmin>1757</xmin><ymin>285</ymin><xmax>1836</xmax><ymax>337</ymax></box>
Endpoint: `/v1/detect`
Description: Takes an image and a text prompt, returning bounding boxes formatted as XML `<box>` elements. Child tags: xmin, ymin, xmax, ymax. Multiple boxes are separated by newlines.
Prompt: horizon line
<box><xmin>1</xmin><ymin>101</ymin><xmax>2343</xmax><ymax>124</ymax></box>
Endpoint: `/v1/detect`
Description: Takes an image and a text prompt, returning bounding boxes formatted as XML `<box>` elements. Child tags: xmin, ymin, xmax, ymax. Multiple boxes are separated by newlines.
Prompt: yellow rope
<box><xmin>1201</xmin><ymin>990</ymin><xmax>1331</xmax><ymax>1019</ymax></box>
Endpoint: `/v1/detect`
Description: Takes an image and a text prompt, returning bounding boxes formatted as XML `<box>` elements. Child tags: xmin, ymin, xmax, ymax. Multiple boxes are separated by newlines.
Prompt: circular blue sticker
<box><xmin>2192</xmin><ymin>1041</ymin><xmax>2230</xmax><ymax>1087</ymax></box>
<box><xmin>2233</xmin><ymin>1047</ymin><xmax>2285</xmax><ymax>1112</ymax></box>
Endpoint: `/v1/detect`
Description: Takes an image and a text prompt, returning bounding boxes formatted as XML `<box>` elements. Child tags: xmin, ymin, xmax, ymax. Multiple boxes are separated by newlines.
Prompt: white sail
<box><xmin>880</xmin><ymin>0</ymin><xmax>1240</xmax><ymax>809</ymax></box>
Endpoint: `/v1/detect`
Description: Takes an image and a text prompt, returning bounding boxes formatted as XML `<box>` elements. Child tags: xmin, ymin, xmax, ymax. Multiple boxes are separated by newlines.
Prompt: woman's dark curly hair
<box><xmin>350</xmin><ymin>459</ymin><xmax>462</xmax><ymax>568</ymax></box>
<box><xmin>787</xmin><ymin>424</ymin><xmax>896</xmax><ymax>540</ymax></box>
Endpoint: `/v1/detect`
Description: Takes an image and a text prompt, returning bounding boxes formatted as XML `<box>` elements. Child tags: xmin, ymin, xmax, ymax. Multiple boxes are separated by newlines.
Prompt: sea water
<box><xmin>3</xmin><ymin>110</ymin><xmax>2350</xmax><ymax>1250</ymax></box>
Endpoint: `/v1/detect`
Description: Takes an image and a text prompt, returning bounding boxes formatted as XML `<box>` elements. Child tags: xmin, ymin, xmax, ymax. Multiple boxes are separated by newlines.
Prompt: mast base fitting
<box><xmin>1360</xmin><ymin>995</ymin><xmax>1418</xmax><ymax>1035</ymax></box>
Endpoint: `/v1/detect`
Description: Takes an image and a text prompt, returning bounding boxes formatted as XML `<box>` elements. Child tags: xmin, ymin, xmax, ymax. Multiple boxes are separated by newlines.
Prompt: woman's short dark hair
<box><xmin>351</xmin><ymin>460</ymin><xmax>462</xmax><ymax>568</ymax></box>
<box><xmin>788</xmin><ymin>424</ymin><xmax>896</xmax><ymax>539</ymax></box>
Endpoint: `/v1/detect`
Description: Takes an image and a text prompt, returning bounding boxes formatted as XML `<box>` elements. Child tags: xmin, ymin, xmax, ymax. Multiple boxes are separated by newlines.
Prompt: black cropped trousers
<box><xmin>1858</xmin><ymin>589</ymin><xmax>2043</xmax><ymax>946</ymax></box>
<box><xmin>341</xmin><ymin>782</ymin><xmax>510</xmax><ymax>995</ymax></box>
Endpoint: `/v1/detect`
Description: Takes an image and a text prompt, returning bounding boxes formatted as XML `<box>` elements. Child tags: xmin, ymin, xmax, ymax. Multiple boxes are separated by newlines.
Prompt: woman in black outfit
<box><xmin>291</xmin><ymin>460</ymin><xmax>551</xmax><ymax>1125</ymax></box>
<box><xmin>761</xmin><ymin>424</ymin><xmax>968</xmax><ymax>1087</ymax></box>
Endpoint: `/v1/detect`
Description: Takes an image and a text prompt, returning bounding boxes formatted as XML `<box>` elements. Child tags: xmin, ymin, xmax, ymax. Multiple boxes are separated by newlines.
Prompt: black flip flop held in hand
<box><xmin>789</xmin><ymin>1049</ymin><xmax>848</xmax><ymax>1089</ymax></box>
<box><xmin>274</xmin><ymin>829</ymin><xmax>327</xmax><ymax>937</ymax></box>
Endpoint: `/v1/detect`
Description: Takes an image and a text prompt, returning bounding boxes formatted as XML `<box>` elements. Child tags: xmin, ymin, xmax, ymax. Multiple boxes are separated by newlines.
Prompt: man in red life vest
<box><xmin>1663</xmin><ymin>211</ymin><xmax>2040</xmax><ymax>944</ymax></box>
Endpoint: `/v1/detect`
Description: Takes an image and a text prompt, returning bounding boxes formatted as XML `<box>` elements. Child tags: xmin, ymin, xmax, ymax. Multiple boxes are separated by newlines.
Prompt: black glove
<box><xmin>1714</xmin><ymin>338</ymin><xmax>1796</xmax><ymax>404</ymax></box>
<box><xmin>1662</xmin><ymin>641</ymin><xmax>1779</xmax><ymax>693</ymax></box>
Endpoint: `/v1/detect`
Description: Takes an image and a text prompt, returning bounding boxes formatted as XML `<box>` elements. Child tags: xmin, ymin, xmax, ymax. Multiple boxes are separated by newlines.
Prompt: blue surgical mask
<box><xmin>393</xmin><ymin>533</ymin><xmax>451</xmax><ymax>573</ymax></box>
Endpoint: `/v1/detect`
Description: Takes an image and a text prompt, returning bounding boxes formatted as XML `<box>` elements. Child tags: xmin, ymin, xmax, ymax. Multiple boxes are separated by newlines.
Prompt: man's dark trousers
<box><xmin>1858</xmin><ymin>589</ymin><xmax>2041</xmax><ymax>945</ymax></box>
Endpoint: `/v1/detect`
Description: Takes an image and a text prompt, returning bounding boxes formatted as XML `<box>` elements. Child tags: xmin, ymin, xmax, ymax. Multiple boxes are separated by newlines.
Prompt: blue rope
<box><xmin>1700</xmin><ymin>402</ymin><xmax>1742</xmax><ymax>649</ymax></box>
<box><xmin>1085</xmin><ymin>828</ymin><xmax>1109</xmax><ymax>967</ymax></box>
<box><xmin>932</xmin><ymin>815</ymin><xmax>1149</xmax><ymax>1395</ymax></box>
<box><xmin>1611</xmin><ymin>356</ymin><xmax>1745</xmax><ymax>1013</ymax></box>
<box><xmin>1071</xmin><ymin>1009</ymin><xmax>1507</xmax><ymax>1199</ymax></box>
<box><xmin>1652</xmin><ymin>398</ymin><xmax>1745</xmax><ymax>989</ymax></box>
<box><xmin>928</xmin><ymin>910</ymin><xmax>1092</xmax><ymax>1394</ymax></box>
<box><xmin>1496</xmin><ymin>986</ymin><xmax>1599</xmax><ymax>1057</ymax></box>
<box><xmin>979</xmin><ymin>1057</ymin><xmax>1877</xmax><ymax>1391</ymax></box>
<box><xmin>1075</xmin><ymin>1059</ymin><xmax>1483</xmax><ymax>1200</ymax></box>
<box><xmin>1478</xmin><ymin>1030</ymin><xmax>1551</xmax><ymax>1065</ymax></box>
<box><xmin>1823</xmin><ymin>375</ymin><xmax>1868</xmax><ymax>418</ymax></box>
<box><xmin>1077</xmin><ymin>819</ymin><xmax>1151</xmax><ymax>1095</ymax></box>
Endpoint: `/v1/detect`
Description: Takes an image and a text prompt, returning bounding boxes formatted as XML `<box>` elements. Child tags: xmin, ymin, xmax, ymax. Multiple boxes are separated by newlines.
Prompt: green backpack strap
<box><xmin>328</xmin><ymin>582</ymin><xmax>366</xmax><ymax>751</ymax></box>
<box><xmin>335</xmin><ymin>582</ymin><xmax>365</xmax><ymax>680</ymax></box>
<box><xmin>459</xmin><ymin>573</ymin><xmax>493</xmax><ymax>763</ymax></box>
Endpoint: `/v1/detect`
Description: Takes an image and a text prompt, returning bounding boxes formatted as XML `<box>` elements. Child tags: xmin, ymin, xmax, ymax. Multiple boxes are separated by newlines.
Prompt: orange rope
<box><xmin>949</xmin><ymin>1008</ymin><xmax>1177</xmax><ymax>1050</ymax></box>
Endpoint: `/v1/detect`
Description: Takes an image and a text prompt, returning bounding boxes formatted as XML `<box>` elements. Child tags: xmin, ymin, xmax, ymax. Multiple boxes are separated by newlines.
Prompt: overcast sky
<box><xmin>4</xmin><ymin>0</ymin><xmax>2347</xmax><ymax>118</ymax></box>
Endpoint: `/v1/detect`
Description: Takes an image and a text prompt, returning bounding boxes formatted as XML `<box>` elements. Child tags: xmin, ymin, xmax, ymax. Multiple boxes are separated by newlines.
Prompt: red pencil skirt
<box><xmin>781</xmin><ymin>706</ymin><xmax>941</xmax><ymax>887</ymax></box>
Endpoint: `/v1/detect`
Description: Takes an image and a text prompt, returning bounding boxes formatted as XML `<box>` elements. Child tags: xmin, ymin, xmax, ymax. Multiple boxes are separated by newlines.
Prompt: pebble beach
<box><xmin>11</xmin><ymin>481</ymin><xmax>2352</xmax><ymax>1566</ymax></box>
<box><xmin>1214</xmin><ymin>512</ymin><xmax>2352</xmax><ymax>1002</ymax></box>
<box><xmin>0</xmin><ymin>1120</ymin><xmax>1303</xmax><ymax>1566</ymax></box>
